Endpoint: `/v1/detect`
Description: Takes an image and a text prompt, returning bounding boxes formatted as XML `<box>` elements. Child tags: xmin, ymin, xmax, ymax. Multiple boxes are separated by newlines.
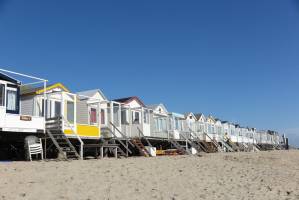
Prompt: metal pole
<box><xmin>0</xmin><ymin>68</ymin><xmax>47</xmax><ymax>81</ymax></box>
<box><xmin>43</xmin><ymin>81</ymin><xmax>46</xmax><ymax>132</ymax></box>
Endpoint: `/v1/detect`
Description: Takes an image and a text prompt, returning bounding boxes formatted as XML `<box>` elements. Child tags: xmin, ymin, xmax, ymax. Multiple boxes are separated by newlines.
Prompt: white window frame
<box><xmin>0</xmin><ymin>83</ymin><xmax>5</xmax><ymax>107</ymax></box>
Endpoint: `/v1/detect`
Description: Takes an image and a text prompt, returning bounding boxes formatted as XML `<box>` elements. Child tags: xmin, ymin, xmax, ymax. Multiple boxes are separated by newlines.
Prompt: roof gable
<box><xmin>21</xmin><ymin>83</ymin><xmax>69</xmax><ymax>96</ymax></box>
<box><xmin>148</xmin><ymin>103</ymin><xmax>168</xmax><ymax>115</ymax></box>
<box><xmin>194</xmin><ymin>113</ymin><xmax>205</xmax><ymax>122</ymax></box>
<box><xmin>206</xmin><ymin>115</ymin><xmax>216</xmax><ymax>123</ymax></box>
<box><xmin>77</xmin><ymin>89</ymin><xmax>107</xmax><ymax>101</ymax></box>
<box><xmin>0</xmin><ymin>72</ymin><xmax>20</xmax><ymax>84</ymax></box>
<box><xmin>114</xmin><ymin>96</ymin><xmax>145</xmax><ymax>107</ymax></box>
<box><xmin>185</xmin><ymin>112</ymin><xmax>197</xmax><ymax>121</ymax></box>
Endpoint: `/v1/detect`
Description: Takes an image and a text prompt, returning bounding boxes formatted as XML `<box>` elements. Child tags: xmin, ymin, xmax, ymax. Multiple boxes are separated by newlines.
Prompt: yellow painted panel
<box><xmin>64</xmin><ymin>129</ymin><xmax>73</xmax><ymax>134</ymax></box>
<box><xmin>77</xmin><ymin>125</ymin><xmax>100</xmax><ymax>137</ymax></box>
<box><xmin>64</xmin><ymin>125</ymin><xmax>100</xmax><ymax>138</ymax></box>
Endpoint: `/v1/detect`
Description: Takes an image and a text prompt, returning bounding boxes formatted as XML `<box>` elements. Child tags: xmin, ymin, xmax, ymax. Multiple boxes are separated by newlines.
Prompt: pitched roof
<box><xmin>184</xmin><ymin>112</ymin><xmax>197</xmax><ymax>120</ymax></box>
<box><xmin>0</xmin><ymin>72</ymin><xmax>20</xmax><ymax>84</ymax></box>
<box><xmin>147</xmin><ymin>103</ymin><xmax>168</xmax><ymax>114</ymax></box>
<box><xmin>113</xmin><ymin>96</ymin><xmax>145</xmax><ymax>107</ymax></box>
<box><xmin>169</xmin><ymin>112</ymin><xmax>185</xmax><ymax>118</ymax></box>
<box><xmin>21</xmin><ymin>83</ymin><xmax>69</xmax><ymax>95</ymax></box>
<box><xmin>147</xmin><ymin>104</ymin><xmax>159</xmax><ymax>110</ymax></box>
<box><xmin>77</xmin><ymin>89</ymin><xmax>107</xmax><ymax>100</ymax></box>
<box><xmin>194</xmin><ymin>113</ymin><xmax>204</xmax><ymax>120</ymax></box>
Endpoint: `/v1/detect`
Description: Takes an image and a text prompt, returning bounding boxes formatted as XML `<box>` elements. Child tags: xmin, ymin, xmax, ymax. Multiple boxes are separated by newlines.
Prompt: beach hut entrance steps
<box><xmin>107</xmin><ymin>121</ymin><xmax>152</xmax><ymax>157</ymax></box>
<box><xmin>103</xmin><ymin>123</ymin><xmax>133</xmax><ymax>156</ymax></box>
<box><xmin>169</xmin><ymin>138</ymin><xmax>191</xmax><ymax>155</ymax></box>
<box><xmin>131</xmin><ymin>138</ymin><xmax>151</xmax><ymax>157</ymax></box>
<box><xmin>188</xmin><ymin>129</ymin><xmax>220</xmax><ymax>153</ymax></box>
<box><xmin>224</xmin><ymin>135</ymin><xmax>240</xmax><ymax>152</ymax></box>
<box><xmin>202</xmin><ymin>132</ymin><xmax>223</xmax><ymax>152</ymax></box>
<box><xmin>176</xmin><ymin>130</ymin><xmax>203</xmax><ymax>154</ymax></box>
<box><xmin>219</xmin><ymin>138</ymin><xmax>234</xmax><ymax>152</ymax></box>
<box><xmin>46</xmin><ymin>116</ymin><xmax>81</xmax><ymax>159</ymax></box>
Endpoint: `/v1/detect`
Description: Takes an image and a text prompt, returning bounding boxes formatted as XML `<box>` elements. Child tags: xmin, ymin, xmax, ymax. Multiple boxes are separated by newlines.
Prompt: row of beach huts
<box><xmin>0</xmin><ymin>69</ymin><xmax>288</xmax><ymax>160</ymax></box>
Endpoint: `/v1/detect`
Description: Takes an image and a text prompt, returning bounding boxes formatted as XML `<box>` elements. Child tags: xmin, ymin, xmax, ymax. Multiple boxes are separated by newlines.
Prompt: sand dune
<box><xmin>1</xmin><ymin>150</ymin><xmax>299</xmax><ymax>200</ymax></box>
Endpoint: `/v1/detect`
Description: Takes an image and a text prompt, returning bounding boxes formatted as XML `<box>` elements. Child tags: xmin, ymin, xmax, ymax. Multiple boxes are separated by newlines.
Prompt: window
<box><xmin>54</xmin><ymin>101</ymin><xmax>61</xmax><ymax>117</ymax></box>
<box><xmin>41</xmin><ymin>99</ymin><xmax>51</xmax><ymax>118</ymax></box>
<box><xmin>158</xmin><ymin>119</ymin><xmax>163</xmax><ymax>131</ymax></box>
<box><xmin>41</xmin><ymin>99</ymin><xmax>45</xmax><ymax>117</ymax></box>
<box><xmin>6</xmin><ymin>87</ymin><xmax>19</xmax><ymax>114</ymax></box>
<box><xmin>132</xmin><ymin>111</ymin><xmax>140</xmax><ymax>124</ymax></box>
<box><xmin>113</xmin><ymin>104</ymin><xmax>120</xmax><ymax>126</ymax></box>
<box><xmin>0</xmin><ymin>84</ymin><xmax>4</xmax><ymax>106</ymax></box>
<box><xmin>154</xmin><ymin>118</ymin><xmax>160</xmax><ymax>131</ymax></box>
<box><xmin>144</xmin><ymin>110</ymin><xmax>149</xmax><ymax>124</ymax></box>
<box><xmin>162</xmin><ymin>118</ymin><xmax>167</xmax><ymax>131</ymax></box>
<box><xmin>121</xmin><ymin>110</ymin><xmax>128</xmax><ymax>124</ymax></box>
<box><xmin>175</xmin><ymin>118</ymin><xmax>179</xmax><ymax>130</ymax></box>
<box><xmin>90</xmin><ymin>108</ymin><xmax>97</xmax><ymax>124</ymax></box>
<box><xmin>67</xmin><ymin>101</ymin><xmax>74</xmax><ymax>123</ymax></box>
<box><xmin>101</xmin><ymin>109</ymin><xmax>105</xmax><ymax>125</ymax></box>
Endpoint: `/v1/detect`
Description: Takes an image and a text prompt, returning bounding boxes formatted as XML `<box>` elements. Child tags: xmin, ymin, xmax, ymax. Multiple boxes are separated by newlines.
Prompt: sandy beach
<box><xmin>1</xmin><ymin>150</ymin><xmax>299</xmax><ymax>200</ymax></box>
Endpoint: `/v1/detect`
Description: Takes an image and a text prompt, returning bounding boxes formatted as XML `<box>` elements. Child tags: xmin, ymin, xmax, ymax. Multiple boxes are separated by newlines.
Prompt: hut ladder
<box><xmin>203</xmin><ymin>132</ymin><xmax>223</xmax><ymax>152</ymax></box>
<box><xmin>169</xmin><ymin>138</ymin><xmax>191</xmax><ymax>155</ymax></box>
<box><xmin>219</xmin><ymin>138</ymin><xmax>234</xmax><ymax>152</ymax></box>
<box><xmin>223</xmin><ymin>136</ymin><xmax>239</xmax><ymax>152</ymax></box>
<box><xmin>179</xmin><ymin>130</ymin><xmax>204</xmax><ymax>153</ymax></box>
<box><xmin>188</xmin><ymin>129</ymin><xmax>212</xmax><ymax>153</ymax></box>
<box><xmin>131</xmin><ymin>138</ymin><xmax>151</xmax><ymax>157</ymax></box>
<box><xmin>107</xmin><ymin>122</ymin><xmax>135</xmax><ymax>155</ymax></box>
<box><xmin>46</xmin><ymin>117</ymin><xmax>81</xmax><ymax>160</ymax></box>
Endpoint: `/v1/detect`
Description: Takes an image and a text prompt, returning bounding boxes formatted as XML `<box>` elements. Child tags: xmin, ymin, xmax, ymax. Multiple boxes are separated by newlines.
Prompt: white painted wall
<box><xmin>0</xmin><ymin>107</ymin><xmax>5</xmax><ymax>127</ymax></box>
<box><xmin>3</xmin><ymin>114</ymin><xmax>44</xmax><ymax>132</ymax></box>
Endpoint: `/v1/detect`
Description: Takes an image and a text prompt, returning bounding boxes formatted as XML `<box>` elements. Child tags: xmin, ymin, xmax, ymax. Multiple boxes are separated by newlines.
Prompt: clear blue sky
<box><xmin>0</xmin><ymin>0</ymin><xmax>298</xmax><ymax>146</ymax></box>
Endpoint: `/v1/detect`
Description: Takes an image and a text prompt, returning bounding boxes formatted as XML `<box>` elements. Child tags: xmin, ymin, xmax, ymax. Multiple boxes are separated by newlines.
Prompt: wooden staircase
<box><xmin>102</xmin><ymin>139</ymin><xmax>128</xmax><ymax>158</ymax></box>
<box><xmin>46</xmin><ymin>117</ymin><xmax>81</xmax><ymax>160</ymax></box>
<box><xmin>107</xmin><ymin>122</ymin><xmax>152</xmax><ymax>157</ymax></box>
<box><xmin>131</xmin><ymin>138</ymin><xmax>150</xmax><ymax>157</ymax></box>
<box><xmin>236</xmin><ymin>143</ymin><xmax>246</xmax><ymax>151</ymax></box>
<box><xmin>192</xmin><ymin>138</ymin><xmax>209</xmax><ymax>153</ymax></box>
<box><xmin>220</xmin><ymin>138</ymin><xmax>234</xmax><ymax>152</ymax></box>
<box><xmin>203</xmin><ymin>132</ymin><xmax>223</xmax><ymax>152</ymax></box>
<box><xmin>222</xmin><ymin>136</ymin><xmax>239</xmax><ymax>152</ymax></box>
<box><xmin>201</xmin><ymin>141</ymin><xmax>218</xmax><ymax>153</ymax></box>
<box><xmin>187</xmin><ymin>129</ymin><xmax>212</xmax><ymax>153</ymax></box>
<box><xmin>103</xmin><ymin>125</ymin><xmax>134</xmax><ymax>157</ymax></box>
<box><xmin>179</xmin><ymin>131</ymin><xmax>204</xmax><ymax>154</ymax></box>
<box><xmin>169</xmin><ymin>138</ymin><xmax>191</xmax><ymax>155</ymax></box>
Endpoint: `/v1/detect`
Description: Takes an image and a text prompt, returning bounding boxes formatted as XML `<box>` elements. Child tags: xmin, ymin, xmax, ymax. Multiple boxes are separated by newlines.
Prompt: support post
<box><xmin>100</xmin><ymin>146</ymin><xmax>103</xmax><ymax>158</ymax></box>
<box><xmin>80</xmin><ymin>143</ymin><xmax>83</xmax><ymax>160</ymax></box>
<box><xmin>114</xmin><ymin>147</ymin><xmax>117</xmax><ymax>158</ymax></box>
<box><xmin>44</xmin><ymin>137</ymin><xmax>47</xmax><ymax>159</ymax></box>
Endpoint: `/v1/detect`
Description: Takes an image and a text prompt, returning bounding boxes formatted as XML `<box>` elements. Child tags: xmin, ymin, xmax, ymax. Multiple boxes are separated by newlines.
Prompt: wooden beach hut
<box><xmin>113</xmin><ymin>96</ymin><xmax>151</xmax><ymax>138</ymax></box>
<box><xmin>147</xmin><ymin>104</ymin><xmax>169</xmax><ymax>139</ymax></box>
<box><xmin>0</xmin><ymin>69</ymin><xmax>47</xmax><ymax>160</ymax></box>
<box><xmin>194</xmin><ymin>113</ymin><xmax>206</xmax><ymax>141</ymax></box>
<box><xmin>0</xmin><ymin>72</ymin><xmax>45</xmax><ymax>135</ymax></box>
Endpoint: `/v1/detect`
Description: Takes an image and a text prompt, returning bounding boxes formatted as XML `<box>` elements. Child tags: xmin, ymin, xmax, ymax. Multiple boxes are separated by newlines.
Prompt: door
<box><xmin>142</xmin><ymin>109</ymin><xmax>151</xmax><ymax>136</ymax></box>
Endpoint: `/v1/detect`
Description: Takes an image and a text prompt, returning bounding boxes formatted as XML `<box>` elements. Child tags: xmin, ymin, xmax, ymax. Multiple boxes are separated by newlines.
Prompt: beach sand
<box><xmin>0</xmin><ymin>150</ymin><xmax>299</xmax><ymax>200</ymax></box>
